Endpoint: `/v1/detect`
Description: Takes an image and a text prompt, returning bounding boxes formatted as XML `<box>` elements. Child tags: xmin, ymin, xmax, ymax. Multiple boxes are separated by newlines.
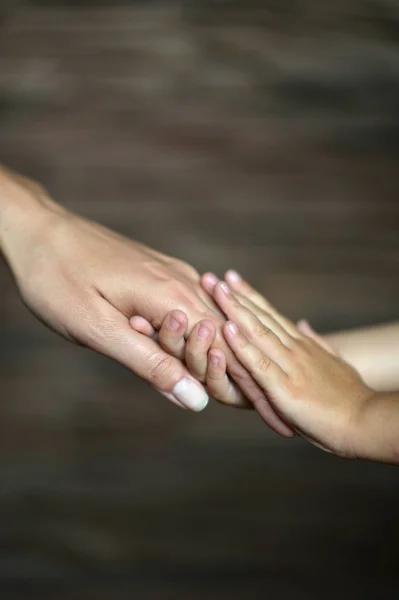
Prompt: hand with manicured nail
<box><xmin>0</xmin><ymin>165</ymin><xmax>275</xmax><ymax>416</ymax></box>
<box><xmin>151</xmin><ymin>310</ymin><xmax>249</xmax><ymax>419</ymax></box>
<box><xmin>128</xmin><ymin>278</ymin><xmax>295</xmax><ymax>432</ymax></box>
<box><xmin>135</xmin><ymin>307</ymin><xmax>295</xmax><ymax>437</ymax></box>
<box><xmin>132</xmin><ymin>269</ymin><xmax>399</xmax><ymax>462</ymax></box>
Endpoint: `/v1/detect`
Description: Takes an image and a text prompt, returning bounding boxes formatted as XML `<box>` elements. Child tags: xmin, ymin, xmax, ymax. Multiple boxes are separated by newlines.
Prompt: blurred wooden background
<box><xmin>1</xmin><ymin>1</ymin><xmax>399</xmax><ymax>598</ymax></box>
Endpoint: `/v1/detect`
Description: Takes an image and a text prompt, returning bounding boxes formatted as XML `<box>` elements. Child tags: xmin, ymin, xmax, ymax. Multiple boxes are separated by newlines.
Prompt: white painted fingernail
<box><xmin>173</xmin><ymin>378</ymin><xmax>209</xmax><ymax>412</ymax></box>
<box><xmin>157</xmin><ymin>389</ymin><xmax>187</xmax><ymax>410</ymax></box>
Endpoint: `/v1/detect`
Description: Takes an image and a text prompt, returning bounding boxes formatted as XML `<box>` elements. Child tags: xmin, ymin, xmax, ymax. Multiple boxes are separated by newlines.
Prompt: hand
<box><xmin>202</xmin><ymin>275</ymin><xmax>376</xmax><ymax>458</ymax></box>
<box><xmin>203</xmin><ymin>270</ymin><xmax>335</xmax><ymax>354</ymax></box>
<box><xmin>138</xmin><ymin>309</ymin><xmax>294</xmax><ymax>437</ymax></box>
<box><xmin>0</xmin><ymin>167</ymin><xmax>289</xmax><ymax>425</ymax></box>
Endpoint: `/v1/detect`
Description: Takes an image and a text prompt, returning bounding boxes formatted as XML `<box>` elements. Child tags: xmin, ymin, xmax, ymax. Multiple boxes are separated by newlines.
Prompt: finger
<box><xmin>185</xmin><ymin>319</ymin><xmax>216</xmax><ymax>382</ymax></box>
<box><xmin>297</xmin><ymin>319</ymin><xmax>337</xmax><ymax>355</ymax></box>
<box><xmin>147</xmin><ymin>278</ymin><xmax>290</xmax><ymax>429</ymax></box>
<box><xmin>225</xmin><ymin>270</ymin><xmax>271</xmax><ymax>311</ymax></box>
<box><xmin>188</xmin><ymin>315</ymin><xmax>293</xmax><ymax>434</ymax></box>
<box><xmin>206</xmin><ymin>349</ymin><xmax>238</xmax><ymax>404</ymax></box>
<box><xmin>169</xmin><ymin>298</ymin><xmax>254</xmax><ymax>409</ymax></box>
<box><xmin>130</xmin><ymin>315</ymin><xmax>156</xmax><ymax>338</ymax></box>
<box><xmin>214</xmin><ymin>282</ymin><xmax>293</xmax><ymax>371</ymax></box>
<box><xmin>203</xmin><ymin>331</ymin><xmax>257</xmax><ymax>410</ymax></box>
<box><xmin>203</xmin><ymin>273</ymin><xmax>296</xmax><ymax>345</ymax></box>
<box><xmin>252</xmin><ymin>397</ymin><xmax>295</xmax><ymax>437</ymax></box>
<box><xmin>224</xmin><ymin>270</ymin><xmax>298</xmax><ymax>337</ymax></box>
<box><xmin>131</xmin><ymin>271</ymin><xmax>255</xmax><ymax>410</ymax></box>
<box><xmin>206</xmin><ymin>348</ymin><xmax>292</xmax><ymax>437</ymax></box>
<box><xmin>201</xmin><ymin>272</ymin><xmax>220</xmax><ymax>295</ymax></box>
<box><xmin>196</xmin><ymin>284</ymin><xmax>225</xmax><ymax>318</ymax></box>
<box><xmin>157</xmin><ymin>295</ymin><xmax>295</xmax><ymax>433</ymax></box>
<box><xmin>158</xmin><ymin>310</ymin><xmax>188</xmax><ymax>360</ymax></box>
<box><xmin>223</xmin><ymin>321</ymin><xmax>289</xmax><ymax>414</ymax></box>
<box><xmin>232</xmin><ymin>291</ymin><xmax>295</xmax><ymax>347</ymax></box>
<box><xmin>211</xmin><ymin>327</ymin><xmax>291</xmax><ymax>429</ymax></box>
<box><xmin>92</xmin><ymin>301</ymin><xmax>209</xmax><ymax>412</ymax></box>
<box><xmin>200</xmin><ymin>292</ymin><xmax>295</xmax><ymax>433</ymax></box>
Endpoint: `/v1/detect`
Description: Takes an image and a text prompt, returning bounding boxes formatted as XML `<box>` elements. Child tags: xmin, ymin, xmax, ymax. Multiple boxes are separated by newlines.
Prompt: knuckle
<box><xmin>169</xmin><ymin>281</ymin><xmax>195</xmax><ymax>307</ymax></box>
<box><xmin>237</xmin><ymin>337</ymin><xmax>250</xmax><ymax>351</ymax></box>
<box><xmin>207</xmin><ymin>369</ymin><xmax>221</xmax><ymax>383</ymax></box>
<box><xmin>69</xmin><ymin>305</ymin><xmax>108</xmax><ymax>347</ymax></box>
<box><xmin>161</xmin><ymin>339</ymin><xmax>182</xmax><ymax>359</ymax></box>
<box><xmin>186</xmin><ymin>346</ymin><xmax>200</xmax><ymax>361</ymax></box>
<box><xmin>148</xmin><ymin>354</ymin><xmax>176</xmax><ymax>386</ymax></box>
<box><xmin>227</xmin><ymin>361</ymin><xmax>251</xmax><ymax>384</ymax></box>
<box><xmin>168</xmin><ymin>280</ymin><xmax>185</xmax><ymax>300</ymax></box>
<box><xmin>232</xmin><ymin>300</ymin><xmax>243</xmax><ymax>312</ymax></box>
<box><xmin>255</xmin><ymin>354</ymin><xmax>271</xmax><ymax>374</ymax></box>
<box><xmin>84</xmin><ymin>319</ymin><xmax>107</xmax><ymax>344</ymax></box>
<box><xmin>207</xmin><ymin>383</ymin><xmax>225</xmax><ymax>403</ymax></box>
<box><xmin>178</xmin><ymin>261</ymin><xmax>200</xmax><ymax>280</ymax></box>
<box><xmin>169</xmin><ymin>257</ymin><xmax>200</xmax><ymax>281</ymax></box>
<box><xmin>252</xmin><ymin>322</ymin><xmax>271</xmax><ymax>339</ymax></box>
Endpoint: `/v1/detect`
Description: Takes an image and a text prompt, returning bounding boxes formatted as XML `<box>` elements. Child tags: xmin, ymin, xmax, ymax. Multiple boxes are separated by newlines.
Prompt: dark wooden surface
<box><xmin>1</xmin><ymin>1</ymin><xmax>399</xmax><ymax>598</ymax></box>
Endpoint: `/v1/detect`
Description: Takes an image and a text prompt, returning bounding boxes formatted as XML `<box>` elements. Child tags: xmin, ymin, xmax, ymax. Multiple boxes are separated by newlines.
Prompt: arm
<box><xmin>325</xmin><ymin>323</ymin><xmax>399</xmax><ymax>392</ymax></box>
<box><xmin>0</xmin><ymin>166</ymin><xmax>292</xmax><ymax>433</ymax></box>
<box><xmin>0</xmin><ymin>166</ymin><xmax>208</xmax><ymax>411</ymax></box>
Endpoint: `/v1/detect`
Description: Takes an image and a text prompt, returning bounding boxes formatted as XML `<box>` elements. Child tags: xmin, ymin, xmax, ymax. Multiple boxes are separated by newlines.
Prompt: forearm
<box><xmin>325</xmin><ymin>323</ymin><xmax>399</xmax><ymax>391</ymax></box>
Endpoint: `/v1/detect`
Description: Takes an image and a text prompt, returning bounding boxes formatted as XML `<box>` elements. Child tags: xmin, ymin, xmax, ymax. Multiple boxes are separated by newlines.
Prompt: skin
<box><xmin>219</xmin><ymin>269</ymin><xmax>399</xmax><ymax>393</ymax></box>
<box><xmin>0</xmin><ymin>165</ymin><xmax>294</xmax><ymax>432</ymax></box>
<box><xmin>149</xmin><ymin>272</ymin><xmax>399</xmax><ymax>464</ymax></box>
<box><xmin>324</xmin><ymin>322</ymin><xmax>399</xmax><ymax>392</ymax></box>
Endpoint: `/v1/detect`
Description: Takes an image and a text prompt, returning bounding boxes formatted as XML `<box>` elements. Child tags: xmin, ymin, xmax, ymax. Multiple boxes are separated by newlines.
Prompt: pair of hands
<box><xmin>136</xmin><ymin>272</ymin><xmax>375</xmax><ymax>460</ymax></box>
<box><xmin>0</xmin><ymin>170</ymin><xmax>289</xmax><ymax>432</ymax></box>
<box><xmin>1</xmin><ymin>167</ymin><xmax>375</xmax><ymax>460</ymax></box>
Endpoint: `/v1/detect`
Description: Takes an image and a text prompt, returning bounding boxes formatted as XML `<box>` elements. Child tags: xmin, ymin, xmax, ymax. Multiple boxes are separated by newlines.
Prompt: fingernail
<box><xmin>227</xmin><ymin>321</ymin><xmax>238</xmax><ymax>335</ymax></box>
<box><xmin>206</xmin><ymin>273</ymin><xmax>219</xmax><ymax>287</ymax></box>
<box><xmin>158</xmin><ymin>389</ymin><xmax>187</xmax><ymax>410</ymax></box>
<box><xmin>198</xmin><ymin>325</ymin><xmax>210</xmax><ymax>341</ymax></box>
<box><xmin>210</xmin><ymin>353</ymin><xmax>219</xmax><ymax>367</ymax></box>
<box><xmin>220</xmin><ymin>282</ymin><xmax>231</xmax><ymax>295</ymax></box>
<box><xmin>173</xmin><ymin>378</ymin><xmax>209</xmax><ymax>412</ymax></box>
<box><xmin>226</xmin><ymin>270</ymin><xmax>241</xmax><ymax>284</ymax></box>
<box><xmin>298</xmin><ymin>319</ymin><xmax>312</xmax><ymax>333</ymax></box>
<box><xmin>168</xmin><ymin>316</ymin><xmax>180</xmax><ymax>331</ymax></box>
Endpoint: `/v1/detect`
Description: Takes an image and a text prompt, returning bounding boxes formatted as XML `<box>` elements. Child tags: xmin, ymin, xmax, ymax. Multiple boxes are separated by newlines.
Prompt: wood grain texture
<box><xmin>0</xmin><ymin>1</ymin><xmax>399</xmax><ymax>597</ymax></box>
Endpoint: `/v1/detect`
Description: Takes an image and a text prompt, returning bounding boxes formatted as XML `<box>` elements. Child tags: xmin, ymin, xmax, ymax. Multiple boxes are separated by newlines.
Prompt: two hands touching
<box><xmin>0</xmin><ymin>166</ymin><xmax>289</xmax><ymax>436</ymax></box>
<box><xmin>135</xmin><ymin>271</ymin><xmax>382</xmax><ymax>462</ymax></box>
<box><xmin>1</xmin><ymin>166</ymin><xmax>399</xmax><ymax>464</ymax></box>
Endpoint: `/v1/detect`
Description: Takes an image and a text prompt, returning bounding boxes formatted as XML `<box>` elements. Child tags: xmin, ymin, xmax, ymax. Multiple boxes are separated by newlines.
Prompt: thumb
<box><xmin>88</xmin><ymin>302</ymin><xmax>209</xmax><ymax>412</ymax></box>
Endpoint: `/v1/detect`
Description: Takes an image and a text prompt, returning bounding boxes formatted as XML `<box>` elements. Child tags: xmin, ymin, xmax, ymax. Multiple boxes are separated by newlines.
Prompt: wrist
<box><xmin>352</xmin><ymin>390</ymin><xmax>399</xmax><ymax>464</ymax></box>
<box><xmin>349</xmin><ymin>388</ymin><xmax>378</xmax><ymax>461</ymax></box>
<box><xmin>0</xmin><ymin>165</ymin><xmax>67</xmax><ymax>281</ymax></box>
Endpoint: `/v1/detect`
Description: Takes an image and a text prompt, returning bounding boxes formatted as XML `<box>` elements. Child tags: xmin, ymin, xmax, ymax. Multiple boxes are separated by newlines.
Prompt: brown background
<box><xmin>1</xmin><ymin>1</ymin><xmax>399</xmax><ymax>598</ymax></box>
